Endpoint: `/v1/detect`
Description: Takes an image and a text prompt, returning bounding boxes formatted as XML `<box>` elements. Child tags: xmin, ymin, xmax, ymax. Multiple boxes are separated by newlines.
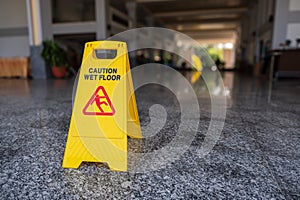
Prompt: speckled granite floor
<box><xmin>0</xmin><ymin>72</ymin><xmax>299</xmax><ymax>199</ymax></box>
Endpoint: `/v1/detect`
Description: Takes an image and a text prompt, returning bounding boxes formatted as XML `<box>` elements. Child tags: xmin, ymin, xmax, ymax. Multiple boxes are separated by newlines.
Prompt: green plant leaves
<box><xmin>41</xmin><ymin>40</ymin><xmax>68</xmax><ymax>67</ymax></box>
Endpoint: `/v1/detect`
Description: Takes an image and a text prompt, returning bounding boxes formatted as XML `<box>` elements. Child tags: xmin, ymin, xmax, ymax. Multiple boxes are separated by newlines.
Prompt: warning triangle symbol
<box><xmin>82</xmin><ymin>86</ymin><xmax>115</xmax><ymax>116</ymax></box>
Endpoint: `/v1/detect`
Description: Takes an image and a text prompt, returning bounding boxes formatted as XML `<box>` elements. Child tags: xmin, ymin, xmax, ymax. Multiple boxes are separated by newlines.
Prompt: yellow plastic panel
<box><xmin>62</xmin><ymin>41</ymin><xmax>141</xmax><ymax>171</ymax></box>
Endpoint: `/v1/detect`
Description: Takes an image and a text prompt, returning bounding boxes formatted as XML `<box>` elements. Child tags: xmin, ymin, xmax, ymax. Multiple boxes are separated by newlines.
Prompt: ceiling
<box><xmin>135</xmin><ymin>0</ymin><xmax>252</xmax><ymax>44</ymax></box>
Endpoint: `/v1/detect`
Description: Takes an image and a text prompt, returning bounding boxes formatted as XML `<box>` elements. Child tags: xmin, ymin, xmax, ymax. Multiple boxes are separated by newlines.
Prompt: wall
<box><xmin>0</xmin><ymin>0</ymin><xmax>30</xmax><ymax>57</ymax></box>
<box><xmin>239</xmin><ymin>0</ymin><xmax>275</xmax><ymax>66</ymax></box>
<box><xmin>287</xmin><ymin>0</ymin><xmax>300</xmax><ymax>47</ymax></box>
<box><xmin>272</xmin><ymin>0</ymin><xmax>300</xmax><ymax>48</ymax></box>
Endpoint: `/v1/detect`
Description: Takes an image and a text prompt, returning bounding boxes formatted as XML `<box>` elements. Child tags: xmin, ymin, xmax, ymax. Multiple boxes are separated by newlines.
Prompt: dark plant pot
<box><xmin>51</xmin><ymin>66</ymin><xmax>66</xmax><ymax>78</ymax></box>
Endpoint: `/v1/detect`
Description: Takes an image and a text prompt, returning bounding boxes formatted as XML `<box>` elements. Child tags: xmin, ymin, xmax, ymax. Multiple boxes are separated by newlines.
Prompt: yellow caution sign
<box><xmin>62</xmin><ymin>41</ymin><xmax>142</xmax><ymax>171</ymax></box>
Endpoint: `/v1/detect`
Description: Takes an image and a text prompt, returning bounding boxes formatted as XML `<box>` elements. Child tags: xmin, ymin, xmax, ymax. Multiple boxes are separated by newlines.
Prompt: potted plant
<box><xmin>41</xmin><ymin>40</ymin><xmax>68</xmax><ymax>78</ymax></box>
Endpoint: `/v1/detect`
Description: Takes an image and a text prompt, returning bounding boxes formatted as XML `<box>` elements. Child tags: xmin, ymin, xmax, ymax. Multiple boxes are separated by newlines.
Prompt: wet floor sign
<box><xmin>62</xmin><ymin>41</ymin><xmax>142</xmax><ymax>171</ymax></box>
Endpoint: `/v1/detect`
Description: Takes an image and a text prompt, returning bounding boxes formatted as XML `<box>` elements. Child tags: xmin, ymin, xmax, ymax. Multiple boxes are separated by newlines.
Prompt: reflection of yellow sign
<box><xmin>191</xmin><ymin>55</ymin><xmax>202</xmax><ymax>84</ymax></box>
<box><xmin>192</xmin><ymin>54</ymin><xmax>203</xmax><ymax>72</ymax></box>
<box><xmin>62</xmin><ymin>41</ymin><xmax>141</xmax><ymax>171</ymax></box>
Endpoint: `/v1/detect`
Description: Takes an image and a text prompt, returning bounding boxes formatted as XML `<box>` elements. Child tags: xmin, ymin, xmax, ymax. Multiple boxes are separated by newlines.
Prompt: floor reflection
<box><xmin>180</xmin><ymin>70</ymin><xmax>234</xmax><ymax>108</ymax></box>
<box><xmin>0</xmin><ymin>79</ymin><xmax>30</xmax><ymax>96</ymax></box>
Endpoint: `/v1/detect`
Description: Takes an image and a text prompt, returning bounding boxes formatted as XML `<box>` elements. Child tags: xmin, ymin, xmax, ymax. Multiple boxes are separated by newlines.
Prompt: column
<box><xmin>95</xmin><ymin>0</ymin><xmax>109</xmax><ymax>39</ymax></box>
<box><xmin>26</xmin><ymin>0</ymin><xmax>52</xmax><ymax>79</ymax></box>
<box><xmin>126</xmin><ymin>1</ymin><xmax>137</xmax><ymax>67</ymax></box>
<box><xmin>126</xmin><ymin>1</ymin><xmax>137</xmax><ymax>29</ymax></box>
<box><xmin>146</xmin><ymin>16</ymin><xmax>155</xmax><ymax>62</ymax></box>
